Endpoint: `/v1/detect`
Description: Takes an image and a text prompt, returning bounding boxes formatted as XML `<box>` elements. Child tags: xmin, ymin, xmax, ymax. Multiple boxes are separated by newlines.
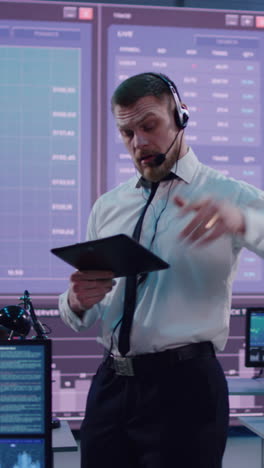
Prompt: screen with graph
<box><xmin>0</xmin><ymin>439</ymin><xmax>46</xmax><ymax>468</ymax></box>
<box><xmin>245</xmin><ymin>308</ymin><xmax>264</xmax><ymax>367</ymax></box>
<box><xmin>1</xmin><ymin>1</ymin><xmax>264</xmax><ymax>298</ymax></box>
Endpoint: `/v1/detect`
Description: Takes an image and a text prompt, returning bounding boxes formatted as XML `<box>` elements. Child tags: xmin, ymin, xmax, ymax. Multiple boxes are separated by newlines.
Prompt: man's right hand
<box><xmin>68</xmin><ymin>270</ymin><xmax>116</xmax><ymax>317</ymax></box>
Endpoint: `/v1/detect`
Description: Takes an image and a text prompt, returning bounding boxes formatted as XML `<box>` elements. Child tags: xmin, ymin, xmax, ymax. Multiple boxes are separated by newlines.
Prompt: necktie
<box><xmin>118</xmin><ymin>172</ymin><xmax>178</xmax><ymax>356</ymax></box>
<box><xmin>117</xmin><ymin>181</ymin><xmax>160</xmax><ymax>356</ymax></box>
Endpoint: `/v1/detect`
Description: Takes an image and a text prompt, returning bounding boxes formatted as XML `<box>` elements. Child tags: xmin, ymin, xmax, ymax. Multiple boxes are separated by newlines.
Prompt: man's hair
<box><xmin>111</xmin><ymin>72</ymin><xmax>181</xmax><ymax>111</ymax></box>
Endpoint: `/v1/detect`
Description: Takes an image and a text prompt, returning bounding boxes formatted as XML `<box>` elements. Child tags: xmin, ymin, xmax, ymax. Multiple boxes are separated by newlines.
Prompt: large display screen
<box><xmin>102</xmin><ymin>5</ymin><xmax>264</xmax><ymax>297</ymax></box>
<box><xmin>0</xmin><ymin>1</ymin><xmax>96</xmax><ymax>296</ymax></box>
<box><xmin>1</xmin><ymin>1</ymin><xmax>264</xmax><ymax>299</ymax></box>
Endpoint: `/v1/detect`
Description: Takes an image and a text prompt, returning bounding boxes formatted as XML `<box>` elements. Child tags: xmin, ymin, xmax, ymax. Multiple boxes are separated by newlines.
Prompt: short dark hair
<box><xmin>111</xmin><ymin>72</ymin><xmax>181</xmax><ymax>111</ymax></box>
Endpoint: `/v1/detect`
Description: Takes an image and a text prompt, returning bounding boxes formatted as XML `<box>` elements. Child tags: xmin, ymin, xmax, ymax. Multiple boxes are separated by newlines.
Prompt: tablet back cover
<box><xmin>51</xmin><ymin>234</ymin><xmax>169</xmax><ymax>277</ymax></box>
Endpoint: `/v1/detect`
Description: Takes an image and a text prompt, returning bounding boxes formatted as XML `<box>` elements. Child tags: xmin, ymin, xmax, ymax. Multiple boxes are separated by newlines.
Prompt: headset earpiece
<box><xmin>148</xmin><ymin>72</ymin><xmax>189</xmax><ymax>129</ymax></box>
<box><xmin>175</xmin><ymin>103</ymin><xmax>189</xmax><ymax>129</ymax></box>
<box><xmin>161</xmin><ymin>78</ymin><xmax>189</xmax><ymax>129</ymax></box>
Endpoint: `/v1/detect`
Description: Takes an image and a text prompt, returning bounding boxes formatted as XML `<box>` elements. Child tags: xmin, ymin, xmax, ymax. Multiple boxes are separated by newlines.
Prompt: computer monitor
<box><xmin>0</xmin><ymin>340</ymin><xmax>53</xmax><ymax>467</ymax></box>
<box><xmin>0</xmin><ymin>438</ymin><xmax>47</xmax><ymax>468</ymax></box>
<box><xmin>245</xmin><ymin>308</ymin><xmax>264</xmax><ymax>368</ymax></box>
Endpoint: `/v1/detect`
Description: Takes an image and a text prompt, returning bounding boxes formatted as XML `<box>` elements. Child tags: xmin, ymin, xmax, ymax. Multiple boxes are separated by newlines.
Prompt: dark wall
<box><xmin>49</xmin><ymin>0</ymin><xmax>264</xmax><ymax>10</ymax></box>
<box><xmin>184</xmin><ymin>0</ymin><xmax>264</xmax><ymax>11</ymax></box>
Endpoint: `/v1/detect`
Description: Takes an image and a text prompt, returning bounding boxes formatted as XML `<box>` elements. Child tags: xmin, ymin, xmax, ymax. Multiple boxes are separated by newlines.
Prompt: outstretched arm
<box><xmin>174</xmin><ymin>195</ymin><xmax>245</xmax><ymax>246</ymax></box>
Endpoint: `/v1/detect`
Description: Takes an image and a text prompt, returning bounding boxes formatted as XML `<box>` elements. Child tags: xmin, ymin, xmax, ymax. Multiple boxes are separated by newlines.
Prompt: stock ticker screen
<box><xmin>103</xmin><ymin>5</ymin><xmax>264</xmax><ymax>295</ymax></box>
<box><xmin>1</xmin><ymin>1</ymin><xmax>264</xmax><ymax>429</ymax></box>
<box><xmin>1</xmin><ymin>1</ymin><xmax>264</xmax><ymax>295</ymax></box>
<box><xmin>0</xmin><ymin>0</ymin><xmax>96</xmax><ymax>295</ymax></box>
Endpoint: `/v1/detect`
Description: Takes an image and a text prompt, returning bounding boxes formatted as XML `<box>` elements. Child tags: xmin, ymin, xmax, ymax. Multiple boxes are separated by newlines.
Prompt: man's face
<box><xmin>114</xmin><ymin>95</ymin><xmax>180</xmax><ymax>182</ymax></box>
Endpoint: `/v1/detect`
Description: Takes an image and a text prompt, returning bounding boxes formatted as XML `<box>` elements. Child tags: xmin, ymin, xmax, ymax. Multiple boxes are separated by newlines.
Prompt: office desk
<box><xmin>52</xmin><ymin>420</ymin><xmax>78</xmax><ymax>452</ymax></box>
<box><xmin>226</xmin><ymin>378</ymin><xmax>264</xmax><ymax>468</ymax></box>
<box><xmin>227</xmin><ymin>377</ymin><xmax>264</xmax><ymax>395</ymax></box>
<box><xmin>238</xmin><ymin>416</ymin><xmax>264</xmax><ymax>468</ymax></box>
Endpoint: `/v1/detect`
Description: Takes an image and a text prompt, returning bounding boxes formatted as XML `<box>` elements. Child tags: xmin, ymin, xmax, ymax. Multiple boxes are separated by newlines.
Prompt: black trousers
<box><xmin>80</xmin><ymin>353</ymin><xmax>229</xmax><ymax>468</ymax></box>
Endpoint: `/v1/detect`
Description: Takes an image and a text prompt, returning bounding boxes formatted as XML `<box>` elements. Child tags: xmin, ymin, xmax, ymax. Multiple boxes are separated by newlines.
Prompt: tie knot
<box><xmin>139</xmin><ymin>172</ymin><xmax>178</xmax><ymax>188</ymax></box>
<box><xmin>161</xmin><ymin>172</ymin><xmax>178</xmax><ymax>182</ymax></box>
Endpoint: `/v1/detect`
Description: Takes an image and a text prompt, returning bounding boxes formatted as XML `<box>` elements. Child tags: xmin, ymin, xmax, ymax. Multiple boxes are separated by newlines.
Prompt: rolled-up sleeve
<box><xmin>59</xmin><ymin>289</ymin><xmax>102</xmax><ymax>332</ymax></box>
<box><xmin>58</xmin><ymin>203</ymin><xmax>103</xmax><ymax>332</ymax></box>
<box><xmin>235</xmin><ymin>186</ymin><xmax>264</xmax><ymax>257</ymax></box>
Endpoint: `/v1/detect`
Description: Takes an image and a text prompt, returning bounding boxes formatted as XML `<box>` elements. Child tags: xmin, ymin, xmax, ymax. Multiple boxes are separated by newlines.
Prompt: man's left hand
<box><xmin>174</xmin><ymin>196</ymin><xmax>246</xmax><ymax>246</ymax></box>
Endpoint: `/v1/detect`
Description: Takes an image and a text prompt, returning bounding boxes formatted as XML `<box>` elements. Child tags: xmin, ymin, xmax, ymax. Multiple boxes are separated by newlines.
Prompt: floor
<box><xmin>54</xmin><ymin>430</ymin><xmax>263</xmax><ymax>467</ymax></box>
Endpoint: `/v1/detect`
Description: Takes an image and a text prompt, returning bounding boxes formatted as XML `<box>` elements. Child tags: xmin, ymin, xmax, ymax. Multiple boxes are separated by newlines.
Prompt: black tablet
<box><xmin>51</xmin><ymin>234</ymin><xmax>169</xmax><ymax>277</ymax></box>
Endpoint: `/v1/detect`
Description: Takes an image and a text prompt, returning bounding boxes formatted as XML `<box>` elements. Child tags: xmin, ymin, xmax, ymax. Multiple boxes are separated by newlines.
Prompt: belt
<box><xmin>105</xmin><ymin>341</ymin><xmax>215</xmax><ymax>377</ymax></box>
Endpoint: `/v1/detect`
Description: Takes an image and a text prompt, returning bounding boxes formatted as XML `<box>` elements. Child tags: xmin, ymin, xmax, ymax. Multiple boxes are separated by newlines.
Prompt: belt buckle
<box><xmin>113</xmin><ymin>356</ymin><xmax>134</xmax><ymax>376</ymax></box>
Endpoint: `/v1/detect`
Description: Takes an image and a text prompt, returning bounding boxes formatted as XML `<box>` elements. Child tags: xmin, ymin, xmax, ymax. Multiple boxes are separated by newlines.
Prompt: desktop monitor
<box><xmin>245</xmin><ymin>308</ymin><xmax>264</xmax><ymax>368</ymax></box>
<box><xmin>0</xmin><ymin>340</ymin><xmax>53</xmax><ymax>467</ymax></box>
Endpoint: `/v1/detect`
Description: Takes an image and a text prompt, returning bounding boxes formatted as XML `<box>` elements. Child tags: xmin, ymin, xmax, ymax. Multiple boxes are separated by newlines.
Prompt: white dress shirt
<box><xmin>59</xmin><ymin>148</ymin><xmax>264</xmax><ymax>353</ymax></box>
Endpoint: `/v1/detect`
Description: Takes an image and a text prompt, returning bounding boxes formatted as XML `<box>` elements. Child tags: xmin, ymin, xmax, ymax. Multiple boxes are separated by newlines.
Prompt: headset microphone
<box><xmin>152</xmin><ymin>130</ymin><xmax>180</xmax><ymax>166</ymax></box>
<box><xmin>153</xmin><ymin>153</ymin><xmax>166</xmax><ymax>166</ymax></box>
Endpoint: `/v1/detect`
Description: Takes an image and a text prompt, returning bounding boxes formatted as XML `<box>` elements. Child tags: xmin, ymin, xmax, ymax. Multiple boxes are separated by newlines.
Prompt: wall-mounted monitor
<box><xmin>1</xmin><ymin>0</ymin><xmax>264</xmax><ymax>303</ymax></box>
<box><xmin>101</xmin><ymin>4</ymin><xmax>264</xmax><ymax>299</ymax></box>
<box><xmin>0</xmin><ymin>0</ymin><xmax>97</xmax><ymax>297</ymax></box>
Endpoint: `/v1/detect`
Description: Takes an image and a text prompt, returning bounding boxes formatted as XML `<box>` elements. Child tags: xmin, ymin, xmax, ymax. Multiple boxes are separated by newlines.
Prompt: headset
<box><xmin>142</xmin><ymin>73</ymin><xmax>189</xmax><ymax>166</ymax></box>
<box><xmin>147</xmin><ymin>72</ymin><xmax>189</xmax><ymax>129</ymax></box>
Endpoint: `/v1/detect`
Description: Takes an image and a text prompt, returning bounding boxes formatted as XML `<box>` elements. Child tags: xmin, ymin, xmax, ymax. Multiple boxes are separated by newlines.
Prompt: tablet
<box><xmin>51</xmin><ymin>234</ymin><xmax>169</xmax><ymax>277</ymax></box>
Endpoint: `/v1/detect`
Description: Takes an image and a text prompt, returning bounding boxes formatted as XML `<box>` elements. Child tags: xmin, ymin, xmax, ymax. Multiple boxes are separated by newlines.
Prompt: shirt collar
<box><xmin>135</xmin><ymin>147</ymin><xmax>199</xmax><ymax>188</ymax></box>
<box><xmin>174</xmin><ymin>146</ymin><xmax>199</xmax><ymax>183</ymax></box>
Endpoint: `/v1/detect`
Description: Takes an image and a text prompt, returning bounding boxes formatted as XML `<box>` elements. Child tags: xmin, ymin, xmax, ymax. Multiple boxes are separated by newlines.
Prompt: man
<box><xmin>59</xmin><ymin>72</ymin><xmax>264</xmax><ymax>468</ymax></box>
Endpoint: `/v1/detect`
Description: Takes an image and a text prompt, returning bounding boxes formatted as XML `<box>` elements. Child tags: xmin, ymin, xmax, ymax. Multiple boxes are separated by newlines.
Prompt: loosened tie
<box><xmin>117</xmin><ymin>182</ymin><xmax>159</xmax><ymax>356</ymax></box>
<box><xmin>117</xmin><ymin>173</ymin><xmax>178</xmax><ymax>356</ymax></box>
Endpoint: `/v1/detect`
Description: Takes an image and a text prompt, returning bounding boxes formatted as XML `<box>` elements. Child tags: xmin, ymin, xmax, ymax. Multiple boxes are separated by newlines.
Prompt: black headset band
<box><xmin>147</xmin><ymin>72</ymin><xmax>189</xmax><ymax>129</ymax></box>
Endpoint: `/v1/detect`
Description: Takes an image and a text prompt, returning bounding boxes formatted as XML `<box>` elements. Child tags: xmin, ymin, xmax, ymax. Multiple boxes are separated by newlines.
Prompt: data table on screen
<box><xmin>0</xmin><ymin>11</ymin><xmax>94</xmax><ymax>295</ymax></box>
<box><xmin>0</xmin><ymin>46</ymin><xmax>80</xmax><ymax>283</ymax></box>
<box><xmin>107</xmin><ymin>26</ymin><xmax>262</xmax><ymax>189</ymax></box>
<box><xmin>104</xmin><ymin>7</ymin><xmax>264</xmax><ymax>295</ymax></box>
